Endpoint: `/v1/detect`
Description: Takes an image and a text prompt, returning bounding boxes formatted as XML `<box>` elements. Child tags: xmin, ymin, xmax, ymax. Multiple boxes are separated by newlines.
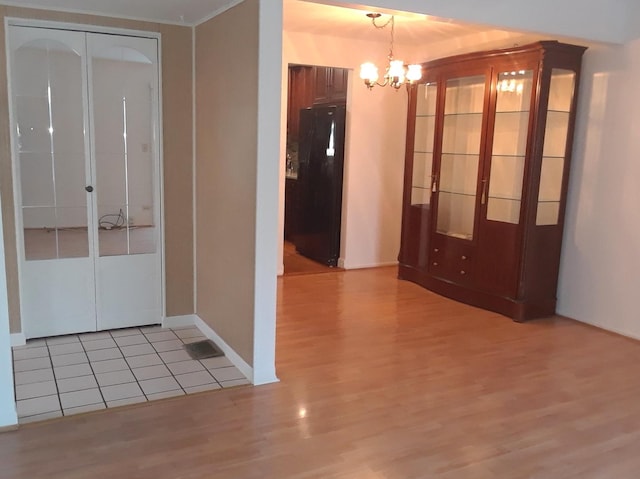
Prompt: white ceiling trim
<box><xmin>193</xmin><ymin>0</ymin><xmax>244</xmax><ymax>26</ymax></box>
<box><xmin>0</xmin><ymin>0</ymin><xmax>192</xmax><ymax>26</ymax></box>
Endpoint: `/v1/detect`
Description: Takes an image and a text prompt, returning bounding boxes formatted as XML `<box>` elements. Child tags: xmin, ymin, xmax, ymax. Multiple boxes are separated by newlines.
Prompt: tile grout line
<box><xmin>11</xmin><ymin>348</ymin><xmax>16</xmax><ymax>403</ymax></box>
<box><xmin>75</xmin><ymin>335</ymin><xmax>107</xmax><ymax>415</ymax></box>
<box><xmin>46</xmin><ymin>339</ymin><xmax>63</xmax><ymax>419</ymax></box>
<box><xmin>108</xmin><ymin>328</ymin><xmax>152</xmax><ymax>404</ymax></box>
<box><xmin>145</xmin><ymin>328</ymin><xmax>189</xmax><ymax>396</ymax></box>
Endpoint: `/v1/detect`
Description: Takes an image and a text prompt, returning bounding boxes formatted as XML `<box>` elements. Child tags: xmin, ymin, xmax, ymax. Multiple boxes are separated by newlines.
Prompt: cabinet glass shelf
<box><xmin>441</xmin><ymin>152</ymin><xmax>482</xmax><ymax>156</ymax></box>
<box><xmin>488</xmin><ymin>194</ymin><xmax>522</xmax><ymax>201</ymax></box>
<box><xmin>494</xmin><ymin>110</ymin><xmax>532</xmax><ymax>114</ymax></box>
<box><xmin>435</xmin><ymin>230</ymin><xmax>473</xmax><ymax>240</ymax></box>
<box><xmin>439</xmin><ymin>190</ymin><xmax>476</xmax><ymax>197</ymax></box>
<box><xmin>443</xmin><ymin>112</ymin><xmax>484</xmax><ymax>117</ymax></box>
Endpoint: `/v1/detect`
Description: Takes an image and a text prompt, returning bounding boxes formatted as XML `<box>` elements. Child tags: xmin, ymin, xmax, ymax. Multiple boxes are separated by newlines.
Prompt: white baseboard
<box><xmin>10</xmin><ymin>333</ymin><xmax>26</xmax><ymax>347</ymax></box>
<box><xmin>193</xmin><ymin>315</ymin><xmax>254</xmax><ymax>384</ymax></box>
<box><xmin>277</xmin><ymin>263</ymin><xmax>284</xmax><ymax>276</ymax></box>
<box><xmin>163</xmin><ymin>314</ymin><xmax>196</xmax><ymax>329</ymax></box>
<box><xmin>559</xmin><ymin>313</ymin><xmax>640</xmax><ymax>342</ymax></box>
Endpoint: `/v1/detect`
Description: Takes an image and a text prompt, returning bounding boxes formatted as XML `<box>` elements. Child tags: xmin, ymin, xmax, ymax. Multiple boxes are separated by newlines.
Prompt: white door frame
<box><xmin>5</xmin><ymin>17</ymin><xmax>166</xmax><ymax>337</ymax></box>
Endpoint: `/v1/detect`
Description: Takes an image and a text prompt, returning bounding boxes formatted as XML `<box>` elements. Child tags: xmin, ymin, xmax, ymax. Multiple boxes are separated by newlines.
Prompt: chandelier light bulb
<box><xmin>360</xmin><ymin>14</ymin><xmax>422</xmax><ymax>91</ymax></box>
<box><xmin>360</xmin><ymin>62</ymin><xmax>379</xmax><ymax>81</ymax></box>
<box><xmin>388</xmin><ymin>60</ymin><xmax>406</xmax><ymax>83</ymax></box>
<box><xmin>407</xmin><ymin>64</ymin><xmax>422</xmax><ymax>82</ymax></box>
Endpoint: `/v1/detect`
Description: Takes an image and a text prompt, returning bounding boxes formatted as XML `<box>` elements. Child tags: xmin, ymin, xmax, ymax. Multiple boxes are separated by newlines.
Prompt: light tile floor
<box><xmin>12</xmin><ymin>325</ymin><xmax>250</xmax><ymax>424</ymax></box>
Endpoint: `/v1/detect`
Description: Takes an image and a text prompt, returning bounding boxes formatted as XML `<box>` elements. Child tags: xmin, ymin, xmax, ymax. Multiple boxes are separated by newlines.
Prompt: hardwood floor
<box><xmin>2</xmin><ymin>267</ymin><xmax>640</xmax><ymax>478</ymax></box>
<box><xmin>283</xmin><ymin>240</ymin><xmax>342</xmax><ymax>275</ymax></box>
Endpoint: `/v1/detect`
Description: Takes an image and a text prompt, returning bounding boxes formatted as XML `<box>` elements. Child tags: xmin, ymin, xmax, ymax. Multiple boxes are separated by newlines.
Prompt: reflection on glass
<box><xmin>442</xmin><ymin>114</ymin><xmax>482</xmax><ymax>154</ymax></box>
<box><xmin>13</xmin><ymin>39</ymin><xmax>89</xmax><ymax>261</ymax></box>
<box><xmin>443</xmin><ymin>76</ymin><xmax>485</xmax><ymax>114</ymax></box>
<box><xmin>412</xmin><ymin>83</ymin><xmax>437</xmax><ymax>206</ymax></box>
<box><xmin>92</xmin><ymin>47</ymin><xmax>156</xmax><ymax>256</ymax></box>
<box><xmin>486</xmin><ymin>157</ymin><xmax>525</xmax><ymax>224</ymax></box>
<box><xmin>542</xmin><ymin>112</ymin><xmax>570</xmax><ymax>157</ymax></box>
<box><xmin>487</xmin><ymin>70</ymin><xmax>533</xmax><ymax>224</ymax></box>
<box><xmin>436</xmin><ymin>75</ymin><xmax>485</xmax><ymax>240</ymax></box>
<box><xmin>536</xmin><ymin>69</ymin><xmax>575</xmax><ymax>225</ymax></box>
<box><xmin>436</xmin><ymin>192</ymin><xmax>476</xmax><ymax>239</ymax></box>
<box><xmin>22</xmin><ymin>207</ymin><xmax>89</xmax><ymax>260</ymax></box>
<box><xmin>411</xmin><ymin>152</ymin><xmax>433</xmax><ymax>205</ymax></box>
<box><xmin>440</xmin><ymin>154</ymin><xmax>479</xmax><ymax>195</ymax></box>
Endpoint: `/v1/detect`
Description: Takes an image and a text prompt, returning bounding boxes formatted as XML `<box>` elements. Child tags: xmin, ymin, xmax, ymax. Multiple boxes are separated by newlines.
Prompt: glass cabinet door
<box><xmin>486</xmin><ymin>70</ymin><xmax>534</xmax><ymax>224</ymax></box>
<box><xmin>412</xmin><ymin>82</ymin><xmax>437</xmax><ymax>207</ymax></box>
<box><xmin>436</xmin><ymin>75</ymin><xmax>485</xmax><ymax>240</ymax></box>
<box><xmin>536</xmin><ymin>69</ymin><xmax>576</xmax><ymax>225</ymax></box>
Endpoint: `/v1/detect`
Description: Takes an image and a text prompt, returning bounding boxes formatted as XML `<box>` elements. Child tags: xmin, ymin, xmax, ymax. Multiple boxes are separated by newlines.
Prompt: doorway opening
<box><xmin>283</xmin><ymin>64</ymin><xmax>348</xmax><ymax>276</ymax></box>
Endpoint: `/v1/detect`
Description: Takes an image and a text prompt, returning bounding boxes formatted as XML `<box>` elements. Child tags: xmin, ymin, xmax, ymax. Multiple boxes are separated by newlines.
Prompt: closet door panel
<box><xmin>8</xmin><ymin>26</ymin><xmax>96</xmax><ymax>338</ymax></box>
<box><xmin>87</xmin><ymin>33</ymin><xmax>162</xmax><ymax>330</ymax></box>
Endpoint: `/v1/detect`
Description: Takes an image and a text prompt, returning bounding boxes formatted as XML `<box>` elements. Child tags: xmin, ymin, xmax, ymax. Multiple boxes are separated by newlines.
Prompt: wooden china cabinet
<box><xmin>398</xmin><ymin>41</ymin><xmax>587</xmax><ymax>321</ymax></box>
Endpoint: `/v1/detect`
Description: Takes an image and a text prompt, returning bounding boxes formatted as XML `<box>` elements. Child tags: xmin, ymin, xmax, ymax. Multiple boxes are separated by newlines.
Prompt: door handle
<box><xmin>85</xmin><ymin>185</ymin><xmax>94</xmax><ymax>193</ymax></box>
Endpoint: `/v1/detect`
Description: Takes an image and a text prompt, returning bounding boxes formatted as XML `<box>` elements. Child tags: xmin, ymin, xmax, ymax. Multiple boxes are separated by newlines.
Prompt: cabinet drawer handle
<box><xmin>461</xmin><ymin>255</ymin><xmax>467</xmax><ymax>260</ymax></box>
<box><xmin>433</xmin><ymin>262</ymin><xmax>438</xmax><ymax>266</ymax></box>
<box><xmin>434</xmin><ymin>248</ymin><xmax>439</xmax><ymax>253</ymax></box>
<box><xmin>460</xmin><ymin>270</ymin><xmax>466</xmax><ymax>275</ymax></box>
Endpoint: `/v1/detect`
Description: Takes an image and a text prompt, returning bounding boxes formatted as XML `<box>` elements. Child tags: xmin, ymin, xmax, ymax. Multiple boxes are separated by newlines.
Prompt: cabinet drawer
<box><xmin>429</xmin><ymin>240</ymin><xmax>475</xmax><ymax>284</ymax></box>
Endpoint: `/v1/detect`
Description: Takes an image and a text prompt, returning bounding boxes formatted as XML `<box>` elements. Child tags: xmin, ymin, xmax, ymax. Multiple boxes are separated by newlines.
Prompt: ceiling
<box><xmin>3</xmin><ymin>0</ymin><xmax>512</xmax><ymax>44</ymax></box>
<box><xmin>283</xmin><ymin>1</ymin><xmax>497</xmax><ymax>45</ymax></box>
<box><xmin>1</xmin><ymin>0</ymin><xmax>234</xmax><ymax>25</ymax></box>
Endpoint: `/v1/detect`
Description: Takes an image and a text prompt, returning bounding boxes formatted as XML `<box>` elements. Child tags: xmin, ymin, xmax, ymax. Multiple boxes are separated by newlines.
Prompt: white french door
<box><xmin>7</xmin><ymin>25</ymin><xmax>162</xmax><ymax>338</ymax></box>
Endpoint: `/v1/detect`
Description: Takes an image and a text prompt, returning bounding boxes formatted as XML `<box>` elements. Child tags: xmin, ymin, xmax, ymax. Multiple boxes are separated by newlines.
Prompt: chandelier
<box><xmin>359</xmin><ymin>13</ymin><xmax>422</xmax><ymax>90</ymax></box>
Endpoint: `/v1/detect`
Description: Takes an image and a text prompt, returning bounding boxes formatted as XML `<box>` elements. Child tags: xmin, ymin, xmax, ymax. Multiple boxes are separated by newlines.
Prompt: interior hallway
<box><xmin>2</xmin><ymin>267</ymin><xmax>640</xmax><ymax>477</ymax></box>
<box><xmin>282</xmin><ymin>240</ymin><xmax>342</xmax><ymax>275</ymax></box>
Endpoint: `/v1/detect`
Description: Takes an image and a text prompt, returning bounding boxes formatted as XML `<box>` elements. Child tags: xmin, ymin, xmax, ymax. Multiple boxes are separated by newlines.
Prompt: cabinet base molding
<box><xmin>398</xmin><ymin>264</ymin><xmax>556</xmax><ymax>322</ymax></box>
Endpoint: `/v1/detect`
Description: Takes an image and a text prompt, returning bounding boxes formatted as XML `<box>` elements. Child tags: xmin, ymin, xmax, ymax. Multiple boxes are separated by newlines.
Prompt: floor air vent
<box><xmin>183</xmin><ymin>340</ymin><xmax>224</xmax><ymax>360</ymax></box>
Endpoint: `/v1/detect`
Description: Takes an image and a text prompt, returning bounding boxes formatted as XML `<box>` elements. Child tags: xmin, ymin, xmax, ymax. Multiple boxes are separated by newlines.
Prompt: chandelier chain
<box><xmin>371</xmin><ymin>15</ymin><xmax>396</xmax><ymax>60</ymax></box>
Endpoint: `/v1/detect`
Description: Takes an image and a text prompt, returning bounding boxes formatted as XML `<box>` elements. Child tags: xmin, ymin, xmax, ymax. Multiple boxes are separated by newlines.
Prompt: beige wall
<box><xmin>195</xmin><ymin>0</ymin><xmax>258</xmax><ymax>366</ymax></box>
<box><xmin>0</xmin><ymin>5</ymin><xmax>194</xmax><ymax>332</ymax></box>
